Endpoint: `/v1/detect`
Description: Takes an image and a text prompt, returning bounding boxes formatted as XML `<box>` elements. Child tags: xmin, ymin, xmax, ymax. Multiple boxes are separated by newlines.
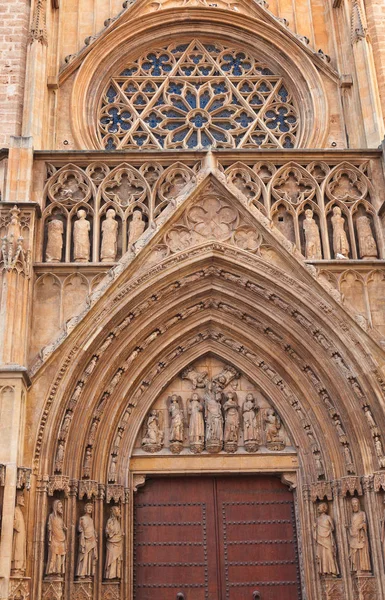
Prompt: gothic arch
<box><xmin>69</xmin><ymin>11</ymin><xmax>331</xmax><ymax>150</ymax></box>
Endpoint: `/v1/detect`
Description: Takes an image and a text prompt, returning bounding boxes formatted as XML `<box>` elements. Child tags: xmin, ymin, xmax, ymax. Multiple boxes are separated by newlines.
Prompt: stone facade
<box><xmin>1</xmin><ymin>0</ymin><xmax>385</xmax><ymax>598</ymax></box>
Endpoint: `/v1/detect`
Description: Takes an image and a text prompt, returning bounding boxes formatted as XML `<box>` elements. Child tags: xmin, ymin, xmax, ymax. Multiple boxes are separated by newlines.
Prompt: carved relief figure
<box><xmin>223</xmin><ymin>391</ymin><xmax>240</xmax><ymax>453</ymax></box>
<box><xmin>331</xmin><ymin>206</ymin><xmax>349</xmax><ymax>258</ymax></box>
<box><xmin>55</xmin><ymin>441</ymin><xmax>65</xmax><ymax>473</ymax></box>
<box><xmin>76</xmin><ymin>503</ymin><xmax>98</xmax><ymax>578</ymax></box>
<box><xmin>73</xmin><ymin>209</ymin><xmax>91</xmax><ymax>262</ymax></box>
<box><xmin>205</xmin><ymin>386</ymin><xmax>224</xmax><ymax>453</ymax></box>
<box><xmin>12</xmin><ymin>492</ymin><xmax>26</xmax><ymax>575</ymax></box>
<box><xmin>105</xmin><ymin>506</ymin><xmax>123</xmax><ymax>580</ymax></box>
<box><xmin>46</xmin><ymin>217</ymin><xmax>64</xmax><ymax>263</ymax></box>
<box><xmin>188</xmin><ymin>392</ymin><xmax>205</xmax><ymax>453</ymax></box>
<box><xmin>313</xmin><ymin>502</ymin><xmax>339</xmax><ymax>576</ymax></box>
<box><xmin>7</xmin><ymin>205</ymin><xmax>22</xmax><ymax>252</ymax></box>
<box><xmin>243</xmin><ymin>393</ymin><xmax>260</xmax><ymax>452</ymax></box>
<box><xmin>264</xmin><ymin>409</ymin><xmax>285</xmax><ymax>450</ymax></box>
<box><xmin>356</xmin><ymin>215</ymin><xmax>377</xmax><ymax>259</ymax></box>
<box><xmin>46</xmin><ymin>500</ymin><xmax>67</xmax><ymax>576</ymax></box>
<box><xmin>101</xmin><ymin>209</ymin><xmax>118</xmax><ymax>262</ymax></box>
<box><xmin>348</xmin><ymin>497</ymin><xmax>371</xmax><ymax>573</ymax></box>
<box><xmin>128</xmin><ymin>210</ymin><xmax>145</xmax><ymax>245</ymax></box>
<box><xmin>181</xmin><ymin>366</ymin><xmax>208</xmax><ymax>389</ymax></box>
<box><xmin>303</xmin><ymin>209</ymin><xmax>322</xmax><ymax>259</ymax></box>
<box><xmin>141</xmin><ymin>410</ymin><xmax>164</xmax><ymax>453</ymax></box>
<box><xmin>168</xmin><ymin>394</ymin><xmax>184</xmax><ymax>454</ymax></box>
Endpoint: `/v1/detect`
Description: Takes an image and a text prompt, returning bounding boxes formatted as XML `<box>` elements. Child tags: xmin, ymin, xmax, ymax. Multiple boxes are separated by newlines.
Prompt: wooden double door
<box><xmin>133</xmin><ymin>475</ymin><xmax>302</xmax><ymax>600</ymax></box>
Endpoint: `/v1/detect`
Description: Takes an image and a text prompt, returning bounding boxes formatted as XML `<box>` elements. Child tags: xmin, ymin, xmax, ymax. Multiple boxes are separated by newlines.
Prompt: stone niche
<box><xmin>133</xmin><ymin>355</ymin><xmax>293</xmax><ymax>456</ymax></box>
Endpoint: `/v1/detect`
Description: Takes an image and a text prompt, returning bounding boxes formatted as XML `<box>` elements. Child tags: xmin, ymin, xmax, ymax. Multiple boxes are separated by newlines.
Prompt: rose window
<box><xmin>98</xmin><ymin>40</ymin><xmax>299</xmax><ymax>150</ymax></box>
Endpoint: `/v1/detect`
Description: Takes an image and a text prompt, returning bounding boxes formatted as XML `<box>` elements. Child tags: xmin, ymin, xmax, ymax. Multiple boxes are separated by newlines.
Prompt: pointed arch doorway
<box><xmin>133</xmin><ymin>474</ymin><xmax>302</xmax><ymax>600</ymax></box>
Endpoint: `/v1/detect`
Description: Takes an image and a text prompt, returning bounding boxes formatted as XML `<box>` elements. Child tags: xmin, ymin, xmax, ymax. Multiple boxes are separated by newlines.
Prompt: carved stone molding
<box><xmin>0</xmin><ymin>205</ymin><xmax>32</xmax><ymax>278</ymax></box>
<box><xmin>8</xmin><ymin>578</ymin><xmax>31</xmax><ymax>600</ymax></box>
<box><xmin>340</xmin><ymin>475</ymin><xmax>363</xmax><ymax>497</ymax></box>
<box><xmin>71</xmin><ymin>580</ymin><xmax>92</xmax><ymax>600</ymax></box>
<box><xmin>78</xmin><ymin>480</ymin><xmax>98</xmax><ymax>500</ymax></box>
<box><xmin>106</xmin><ymin>484</ymin><xmax>124</xmax><ymax>504</ymax></box>
<box><xmin>352</xmin><ymin>575</ymin><xmax>378</xmax><ymax>600</ymax></box>
<box><xmin>29</xmin><ymin>0</ymin><xmax>48</xmax><ymax>45</ymax></box>
<box><xmin>281</xmin><ymin>472</ymin><xmax>297</xmax><ymax>490</ymax></box>
<box><xmin>48</xmin><ymin>475</ymin><xmax>70</xmax><ymax>497</ymax></box>
<box><xmin>321</xmin><ymin>577</ymin><xmax>345</xmax><ymax>600</ymax></box>
<box><xmin>132</xmin><ymin>475</ymin><xmax>146</xmax><ymax>492</ymax></box>
<box><xmin>310</xmin><ymin>481</ymin><xmax>333</xmax><ymax>503</ymax></box>
<box><xmin>101</xmin><ymin>582</ymin><xmax>120</xmax><ymax>600</ymax></box>
<box><xmin>16</xmin><ymin>468</ymin><xmax>31</xmax><ymax>491</ymax></box>
<box><xmin>42</xmin><ymin>579</ymin><xmax>64</xmax><ymax>600</ymax></box>
<box><xmin>373</xmin><ymin>472</ymin><xmax>385</xmax><ymax>492</ymax></box>
<box><xmin>0</xmin><ymin>464</ymin><xmax>6</xmax><ymax>486</ymax></box>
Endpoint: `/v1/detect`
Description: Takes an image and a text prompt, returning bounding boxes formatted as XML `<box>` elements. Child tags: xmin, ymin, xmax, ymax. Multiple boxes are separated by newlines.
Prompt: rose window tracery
<box><xmin>98</xmin><ymin>40</ymin><xmax>299</xmax><ymax>150</ymax></box>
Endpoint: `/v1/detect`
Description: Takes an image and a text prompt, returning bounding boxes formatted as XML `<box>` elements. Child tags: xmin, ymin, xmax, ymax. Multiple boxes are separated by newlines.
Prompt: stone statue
<box><xmin>55</xmin><ymin>440</ymin><xmax>65</xmax><ymax>473</ymax></box>
<box><xmin>105</xmin><ymin>506</ymin><xmax>123</xmax><ymax>580</ymax></box>
<box><xmin>101</xmin><ymin>209</ymin><xmax>118</xmax><ymax>262</ymax></box>
<box><xmin>243</xmin><ymin>393</ymin><xmax>260</xmax><ymax>452</ymax></box>
<box><xmin>356</xmin><ymin>215</ymin><xmax>377</xmax><ymax>259</ymax></box>
<box><xmin>73</xmin><ymin>209</ymin><xmax>91</xmax><ymax>262</ymax></box>
<box><xmin>168</xmin><ymin>394</ymin><xmax>184</xmax><ymax>454</ymax></box>
<box><xmin>128</xmin><ymin>210</ymin><xmax>145</xmax><ymax>245</ymax></box>
<box><xmin>46</xmin><ymin>217</ymin><xmax>64</xmax><ymax>263</ymax></box>
<box><xmin>331</xmin><ymin>206</ymin><xmax>349</xmax><ymax>259</ymax></box>
<box><xmin>348</xmin><ymin>497</ymin><xmax>371</xmax><ymax>573</ymax></box>
<box><xmin>313</xmin><ymin>502</ymin><xmax>339</xmax><ymax>576</ymax></box>
<box><xmin>12</xmin><ymin>492</ymin><xmax>26</xmax><ymax>575</ymax></box>
<box><xmin>223</xmin><ymin>391</ymin><xmax>240</xmax><ymax>453</ymax></box>
<box><xmin>205</xmin><ymin>386</ymin><xmax>224</xmax><ymax>453</ymax></box>
<box><xmin>108</xmin><ymin>456</ymin><xmax>118</xmax><ymax>483</ymax></box>
<box><xmin>76</xmin><ymin>503</ymin><xmax>98</xmax><ymax>578</ymax></box>
<box><xmin>182</xmin><ymin>366</ymin><xmax>208</xmax><ymax>389</ymax></box>
<box><xmin>264</xmin><ymin>409</ymin><xmax>285</xmax><ymax>450</ymax></box>
<box><xmin>188</xmin><ymin>392</ymin><xmax>205</xmax><ymax>453</ymax></box>
<box><xmin>46</xmin><ymin>500</ymin><xmax>67</xmax><ymax>576</ymax></box>
<box><xmin>141</xmin><ymin>410</ymin><xmax>164</xmax><ymax>453</ymax></box>
<box><xmin>303</xmin><ymin>209</ymin><xmax>322</xmax><ymax>260</ymax></box>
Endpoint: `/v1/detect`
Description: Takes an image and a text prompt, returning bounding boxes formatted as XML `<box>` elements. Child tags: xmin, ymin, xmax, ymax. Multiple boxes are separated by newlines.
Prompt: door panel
<box><xmin>133</xmin><ymin>475</ymin><xmax>302</xmax><ymax>600</ymax></box>
<box><xmin>215</xmin><ymin>476</ymin><xmax>301</xmax><ymax>600</ymax></box>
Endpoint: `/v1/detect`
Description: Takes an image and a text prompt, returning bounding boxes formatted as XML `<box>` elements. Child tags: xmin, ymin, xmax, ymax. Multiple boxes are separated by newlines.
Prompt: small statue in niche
<box><xmin>108</xmin><ymin>455</ymin><xmax>118</xmax><ymax>483</ymax></box>
<box><xmin>12</xmin><ymin>492</ymin><xmax>26</xmax><ymax>575</ymax></box>
<box><xmin>46</xmin><ymin>500</ymin><xmax>67</xmax><ymax>576</ymax></box>
<box><xmin>73</xmin><ymin>209</ymin><xmax>91</xmax><ymax>262</ymax></box>
<box><xmin>182</xmin><ymin>366</ymin><xmax>208</xmax><ymax>389</ymax></box>
<box><xmin>46</xmin><ymin>217</ymin><xmax>64</xmax><ymax>263</ymax></box>
<box><xmin>105</xmin><ymin>506</ymin><xmax>123</xmax><ymax>580</ymax></box>
<box><xmin>313</xmin><ymin>502</ymin><xmax>339</xmax><ymax>577</ymax></box>
<box><xmin>205</xmin><ymin>385</ymin><xmax>224</xmax><ymax>453</ymax></box>
<box><xmin>356</xmin><ymin>215</ymin><xmax>377</xmax><ymax>259</ymax></box>
<box><xmin>168</xmin><ymin>394</ymin><xmax>184</xmax><ymax>454</ymax></box>
<box><xmin>59</xmin><ymin>412</ymin><xmax>72</xmax><ymax>440</ymax></box>
<box><xmin>76</xmin><ymin>503</ymin><xmax>98</xmax><ymax>578</ymax></box>
<box><xmin>223</xmin><ymin>391</ymin><xmax>240</xmax><ymax>453</ymax></box>
<box><xmin>348</xmin><ymin>497</ymin><xmax>371</xmax><ymax>573</ymax></box>
<box><xmin>331</xmin><ymin>206</ymin><xmax>349</xmax><ymax>259</ymax></box>
<box><xmin>141</xmin><ymin>410</ymin><xmax>164</xmax><ymax>453</ymax></box>
<box><xmin>101</xmin><ymin>208</ymin><xmax>118</xmax><ymax>262</ymax></box>
<box><xmin>303</xmin><ymin>209</ymin><xmax>322</xmax><ymax>260</ymax></box>
<box><xmin>264</xmin><ymin>408</ymin><xmax>285</xmax><ymax>450</ymax></box>
<box><xmin>188</xmin><ymin>392</ymin><xmax>205</xmax><ymax>454</ymax></box>
<box><xmin>7</xmin><ymin>205</ymin><xmax>22</xmax><ymax>252</ymax></box>
<box><xmin>242</xmin><ymin>393</ymin><xmax>260</xmax><ymax>452</ymax></box>
<box><xmin>83</xmin><ymin>447</ymin><xmax>92</xmax><ymax>479</ymax></box>
<box><xmin>128</xmin><ymin>209</ymin><xmax>145</xmax><ymax>245</ymax></box>
<box><xmin>55</xmin><ymin>440</ymin><xmax>65</xmax><ymax>473</ymax></box>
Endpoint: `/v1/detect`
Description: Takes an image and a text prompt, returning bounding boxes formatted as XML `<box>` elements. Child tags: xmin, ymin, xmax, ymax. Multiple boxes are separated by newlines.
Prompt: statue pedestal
<box><xmin>42</xmin><ymin>577</ymin><xmax>64</xmax><ymax>600</ymax></box>
<box><xmin>101</xmin><ymin>580</ymin><xmax>120</xmax><ymax>600</ymax></box>
<box><xmin>353</xmin><ymin>574</ymin><xmax>377</xmax><ymax>599</ymax></box>
<box><xmin>9</xmin><ymin>577</ymin><xmax>31</xmax><ymax>600</ymax></box>
<box><xmin>321</xmin><ymin>576</ymin><xmax>345</xmax><ymax>600</ymax></box>
<box><xmin>72</xmin><ymin>579</ymin><xmax>93</xmax><ymax>600</ymax></box>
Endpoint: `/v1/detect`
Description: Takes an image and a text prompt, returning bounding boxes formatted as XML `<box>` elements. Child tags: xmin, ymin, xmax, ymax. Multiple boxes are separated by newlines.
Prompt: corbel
<box><xmin>16</xmin><ymin>467</ymin><xmax>32</xmax><ymax>490</ymax></box>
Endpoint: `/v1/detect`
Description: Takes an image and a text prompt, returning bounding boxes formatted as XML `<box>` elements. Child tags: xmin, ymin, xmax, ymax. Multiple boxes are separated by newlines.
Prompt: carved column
<box><xmin>358</xmin><ymin>476</ymin><xmax>383</xmax><ymax>599</ymax></box>
<box><xmin>332</xmin><ymin>479</ymin><xmax>352</xmax><ymax>598</ymax></box>
<box><xmin>66</xmin><ymin>480</ymin><xmax>78</xmax><ymax>600</ymax></box>
<box><xmin>34</xmin><ymin>476</ymin><xmax>50</xmax><ymax>600</ymax></box>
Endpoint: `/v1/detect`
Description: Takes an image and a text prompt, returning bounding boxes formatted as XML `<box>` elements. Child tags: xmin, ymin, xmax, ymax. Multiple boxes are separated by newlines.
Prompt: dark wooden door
<box><xmin>133</xmin><ymin>475</ymin><xmax>302</xmax><ymax>600</ymax></box>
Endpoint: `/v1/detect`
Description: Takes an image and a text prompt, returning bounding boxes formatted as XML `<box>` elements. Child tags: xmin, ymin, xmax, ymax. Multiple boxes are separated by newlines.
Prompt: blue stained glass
<box><xmin>173</xmin><ymin>44</ymin><xmax>189</xmax><ymax>53</ymax></box>
<box><xmin>106</xmin><ymin>86</ymin><xmax>118</xmax><ymax>101</ymax></box>
<box><xmin>222</xmin><ymin>53</ymin><xmax>250</xmax><ymax>76</ymax></box>
<box><xmin>164</xmin><ymin>122</ymin><xmax>181</xmax><ymax>130</ymax></box>
<box><xmin>236</xmin><ymin>112</ymin><xmax>253</xmax><ymax>127</ymax></box>
<box><xmin>124</xmin><ymin>83</ymin><xmax>137</xmax><ymax>94</ymax></box>
<box><xmin>142</xmin><ymin>54</ymin><xmax>171</xmax><ymax>76</ymax></box>
<box><xmin>278</xmin><ymin>86</ymin><xmax>289</xmax><ymax>101</ymax></box>
<box><xmin>258</xmin><ymin>83</ymin><xmax>270</xmax><ymax>93</ymax></box>
<box><xmin>181</xmin><ymin>66</ymin><xmax>194</xmax><ymax>75</ymax></box>
<box><xmin>204</xmin><ymin>44</ymin><xmax>219</xmax><ymax>53</ymax></box>
<box><xmin>145</xmin><ymin>113</ymin><xmax>162</xmax><ymax>128</ymax></box>
<box><xmin>103</xmin><ymin>107</ymin><xmax>131</xmax><ymax>132</ymax></box>
<box><xmin>201</xmin><ymin>131</ymin><xmax>211</xmax><ymax>146</ymax></box>
<box><xmin>134</xmin><ymin>135</ymin><xmax>146</xmax><ymax>146</ymax></box>
<box><xmin>252</xmin><ymin>134</ymin><xmax>265</xmax><ymax>146</ymax></box>
<box><xmin>282</xmin><ymin>136</ymin><xmax>294</xmax><ymax>148</ymax></box>
<box><xmin>172</xmin><ymin>129</ymin><xmax>188</xmax><ymax>142</ymax></box>
<box><xmin>167</xmin><ymin>82</ymin><xmax>183</xmax><ymax>94</ymax></box>
<box><xmin>186</xmin><ymin>91</ymin><xmax>197</xmax><ymax>108</ymax></box>
<box><xmin>212</xmin><ymin>82</ymin><xmax>227</xmax><ymax>94</ymax></box>
<box><xmin>192</xmin><ymin>55</ymin><xmax>202</xmax><ymax>64</ymax></box>
<box><xmin>210</xmin><ymin>99</ymin><xmax>225</xmax><ymax>111</ymax></box>
<box><xmin>199</xmin><ymin>66</ymin><xmax>212</xmax><ymax>75</ymax></box>
<box><xmin>119</xmin><ymin>67</ymin><xmax>138</xmax><ymax>76</ymax></box>
<box><xmin>187</xmin><ymin>131</ymin><xmax>198</xmax><ymax>148</ymax></box>
<box><xmin>232</xmin><ymin>95</ymin><xmax>241</xmax><ymax>105</ymax></box>
<box><xmin>250</xmin><ymin>95</ymin><xmax>263</xmax><ymax>105</ymax></box>
<box><xmin>214</xmin><ymin>109</ymin><xmax>233</xmax><ymax>118</ymax></box>
<box><xmin>135</xmin><ymin>95</ymin><xmax>147</xmax><ymax>106</ymax></box>
<box><xmin>211</xmin><ymin>129</ymin><xmax>227</xmax><ymax>141</ymax></box>
<box><xmin>105</xmin><ymin>138</ymin><xmax>117</xmax><ymax>150</ymax></box>
<box><xmin>143</xmin><ymin>83</ymin><xmax>156</xmax><ymax>93</ymax></box>
<box><xmin>216</xmin><ymin>121</ymin><xmax>233</xmax><ymax>130</ymax></box>
<box><xmin>199</xmin><ymin>91</ymin><xmax>210</xmax><ymax>109</ymax></box>
<box><xmin>171</xmin><ymin>99</ymin><xmax>187</xmax><ymax>112</ymax></box>
<box><xmin>164</xmin><ymin>109</ymin><xmax>183</xmax><ymax>118</ymax></box>
<box><xmin>265</xmin><ymin>107</ymin><xmax>296</xmax><ymax>132</ymax></box>
<box><xmin>190</xmin><ymin>113</ymin><xmax>208</xmax><ymax>128</ymax></box>
<box><xmin>262</xmin><ymin>68</ymin><xmax>273</xmax><ymax>75</ymax></box>
<box><xmin>239</xmin><ymin>83</ymin><xmax>253</xmax><ymax>93</ymax></box>
<box><xmin>154</xmin><ymin>133</ymin><xmax>164</xmax><ymax>147</ymax></box>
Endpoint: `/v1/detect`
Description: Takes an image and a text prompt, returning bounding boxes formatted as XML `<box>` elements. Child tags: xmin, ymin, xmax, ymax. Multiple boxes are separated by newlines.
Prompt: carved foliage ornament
<box><xmin>0</xmin><ymin>206</ymin><xmax>31</xmax><ymax>277</ymax></box>
<box><xmin>98</xmin><ymin>39</ymin><xmax>298</xmax><ymax>150</ymax></box>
